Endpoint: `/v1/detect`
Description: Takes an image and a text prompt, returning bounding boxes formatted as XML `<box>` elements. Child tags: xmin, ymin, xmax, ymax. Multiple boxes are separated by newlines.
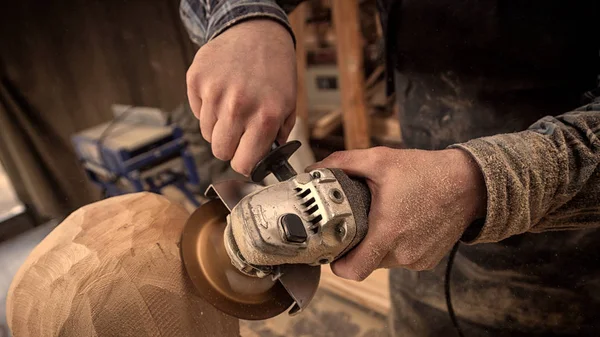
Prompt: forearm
<box><xmin>180</xmin><ymin>0</ymin><xmax>305</xmax><ymax>47</ymax></box>
<box><xmin>452</xmin><ymin>101</ymin><xmax>600</xmax><ymax>243</ymax></box>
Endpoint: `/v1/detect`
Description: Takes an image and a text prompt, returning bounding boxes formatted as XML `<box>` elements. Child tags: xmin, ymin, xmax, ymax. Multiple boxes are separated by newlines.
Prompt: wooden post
<box><xmin>289</xmin><ymin>3</ymin><xmax>309</xmax><ymax>125</ymax></box>
<box><xmin>331</xmin><ymin>0</ymin><xmax>371</xmax><ymax>149</ymax></box>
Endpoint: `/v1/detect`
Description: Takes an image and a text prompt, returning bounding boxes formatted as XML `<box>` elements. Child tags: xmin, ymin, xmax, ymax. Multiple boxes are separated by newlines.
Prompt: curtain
<box><xmin>0</xmin><ymin>76</ymin><xmax>96</xmax><ymax>219</ymax></box>
<box><xmin>0</xmin><ymin>0</ymin><xmax>196</xmax><ymax>220</ymax></box>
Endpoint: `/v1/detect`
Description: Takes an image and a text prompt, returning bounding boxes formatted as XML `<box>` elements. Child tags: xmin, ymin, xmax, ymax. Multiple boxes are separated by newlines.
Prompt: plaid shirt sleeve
<box><xmin>451</xmin><ymin>95</ymin><xmax>600</xmax><ymax>244</ymax></box>
<box><xmin>179</xmin><ymin>0</ymin><xmax>305</xmax><ymax>47</ymax></box>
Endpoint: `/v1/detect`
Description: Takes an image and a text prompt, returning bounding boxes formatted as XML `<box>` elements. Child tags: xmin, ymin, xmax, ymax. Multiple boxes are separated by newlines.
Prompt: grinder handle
<box><xmin>251</xmin><ymin>141</ymin><xmax>301</xmax><ymax>182</ymax></box>
<box><xmin>329</xmin><ymin>168</ymin><xmax>371</xmax><ymax>258</ymax></box>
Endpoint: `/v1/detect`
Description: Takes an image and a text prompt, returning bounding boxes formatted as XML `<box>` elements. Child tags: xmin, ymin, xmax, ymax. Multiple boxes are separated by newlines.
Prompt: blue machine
<box><xmin>72</xmin><ymin>105</ymin><xmax>202</xmax><ymax>206</ymax></box>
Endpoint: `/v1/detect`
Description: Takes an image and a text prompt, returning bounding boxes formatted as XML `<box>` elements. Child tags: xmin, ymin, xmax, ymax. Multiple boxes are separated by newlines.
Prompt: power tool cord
<box><xmin>445</xmin><ymin>241</ymin><xmax>465</xmax><ymax>337</ymax></box>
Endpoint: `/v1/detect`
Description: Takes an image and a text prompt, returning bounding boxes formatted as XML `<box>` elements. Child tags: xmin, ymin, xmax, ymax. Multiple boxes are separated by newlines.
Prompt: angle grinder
<box><xmin>181</xmin><ymin>141</ymin><xmax>371</xmax><ymax>320</ymax></box>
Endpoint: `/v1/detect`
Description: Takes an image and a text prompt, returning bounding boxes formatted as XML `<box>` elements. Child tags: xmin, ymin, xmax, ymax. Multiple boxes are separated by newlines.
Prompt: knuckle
<box><xmin>327</xmin><ymin>151</ymin><xmax>344</xmax><ymax>161</ymax></box>
<box><xmin>332</xmin><ymin>265</ymin><xmax>367</xmax><ymax>282</ymax></box>
<box><xmin>229</xmin><ymin>89</ymin><xmax>250</xmax><ymax>109</ymax></box>
<box><xmin>327</xmin><ymin>151</ymin><xmax>350</xmax><ymax>164</ymax></box>
<box><xmin>212</xmin><ymin>143</ymin><xmax>233</xmax><ymax>161</ymax></box>
<box><xmin>212</xmin><ymin>150</ymin><xmax>226</xmax><ymax>161</ymax></box>
<box><xmin>186</xmin><ymin>68</ymin><xmax>199</xmax><ymax>89</ymax></box>
<box><xmin>370</xmin><ymin>146</ymin><xmax>390</xmax><ymax>159</ymax></box>
<box><xmin>407</xmin><ymin>260</ymin><xmax>436</xmax><ymax>271</ymax></box>
<box><xmin>231</xmin><ymin>158</ymin><xmax>251</xmax><ymax>177</ymax></box>
<box><xmin>257</xmin><ymin>112</ymin><xmax>280</xmax><ymax>130</ymax></box>
<box><xmin>226</xmin><ymin>94</ymin><xmax>248</xmax><ymax>120</ymax></box>
<box><xmin>395</xmin><ymin>251</ymin><xmax>419</xmax><ymax>267</ymax></box>
<box><xmin>200</xmin><ymin>129</ymin><xmax>212</xmax><ymax>143</ymax></box>
<box><xmin>201</xmin><ymin>82</ymin><xmax>218</xmax><ymax>97</ymax></box>
<box><xmin>370</xmin><ymin>147</ymin><xmax>393</xmax><ymax>167</ymax></box>
<box><xmin>262</xmin><ymin>99</ymin><xmax>289</xmax><ymax>115</ymax></box>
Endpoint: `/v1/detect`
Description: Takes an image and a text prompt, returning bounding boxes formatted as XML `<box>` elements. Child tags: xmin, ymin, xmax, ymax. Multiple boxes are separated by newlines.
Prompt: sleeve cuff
<box><xmin>449</xmin><ymin>138</ymin><xmax>532</xmax><ymax>244</ymax></box>
<box><xmin>208</xmin><ymin>4</ymin><xmax>296</xmax><ymax>47</ymax></box>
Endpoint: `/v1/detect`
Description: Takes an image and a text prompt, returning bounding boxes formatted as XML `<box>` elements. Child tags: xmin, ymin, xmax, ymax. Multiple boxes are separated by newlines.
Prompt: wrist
<box><xmin>442</xmin><ymin>149</ymin><xmax>488</xmax><ymax>223</ymax></box>
<box><xmin>219</xmin><ymin>18</ymin><xmax>295</xmax><ymax>47</ymax></box>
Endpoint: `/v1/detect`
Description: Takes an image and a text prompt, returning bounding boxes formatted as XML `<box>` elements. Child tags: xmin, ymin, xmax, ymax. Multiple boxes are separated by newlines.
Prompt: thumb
<box><xmin>306</xmin><ymin>148</ymin><xmax>378</xmax><ymax>177</ymax></box>
<box><xmin>330</xmin><ymin>235</ymin><xmax>386</xmax><ymax>281</ymax></box>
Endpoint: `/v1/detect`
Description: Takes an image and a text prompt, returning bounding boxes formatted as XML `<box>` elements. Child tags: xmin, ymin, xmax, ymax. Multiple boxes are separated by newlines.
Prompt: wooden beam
<box><xmin>289</xmin><ymin>3</ymin><xmax>309</xmax><ymax>125</ymax></box>
<box><xmin>331</xmin><ymin>0</ymin><xmax>371</xmax><ymax>150</ymax></box>
<box><xmin>311</xmin><ymin>109</ymin><xmax>342</xmax><ymax>139</ymax></box>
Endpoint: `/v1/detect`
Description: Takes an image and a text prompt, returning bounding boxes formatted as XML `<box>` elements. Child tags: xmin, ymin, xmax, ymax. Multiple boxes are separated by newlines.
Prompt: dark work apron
<box><xmin>379</xmin><ymin>0</ymin><xmax>600</xmax><ymax>336</ymax></box>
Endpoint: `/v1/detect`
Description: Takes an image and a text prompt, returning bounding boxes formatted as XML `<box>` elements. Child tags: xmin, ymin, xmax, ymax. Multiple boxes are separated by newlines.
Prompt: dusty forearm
<box><xmin>180</xmin><ymin>0</ymin><xmax>305</xmax><ymax>47</ymax></box>
<box><xmin>452</xmin><ymin>101</ymin><xmax>600</xmax><ymax>243</ymax></box>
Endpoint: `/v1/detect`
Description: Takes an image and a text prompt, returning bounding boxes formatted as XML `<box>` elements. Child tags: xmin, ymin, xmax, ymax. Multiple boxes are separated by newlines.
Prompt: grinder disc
<box><xmin>181</xmin><ymin>199</ymin><xmax>294</xmax><ymax>320</ymax></box>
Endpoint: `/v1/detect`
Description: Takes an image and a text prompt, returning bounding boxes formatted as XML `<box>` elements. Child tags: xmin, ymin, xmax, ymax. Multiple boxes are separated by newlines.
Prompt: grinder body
<box><xmin>224</xmin><ymin>168</ymin><xmax>371</xmax><ymax>277</ymax></box>
<box><xmin>181</xmin><ymin>141</ymin><xmax>371</xmax><ymax>319</ymax></box>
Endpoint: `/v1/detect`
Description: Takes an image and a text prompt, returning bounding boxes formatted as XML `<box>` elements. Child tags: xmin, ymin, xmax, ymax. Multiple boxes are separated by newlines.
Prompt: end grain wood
<box><xmin>6</xmin><ymin>192</ymin><xmax>239</xmax><ymax>337</ymax></box>
<box><xmin>331</xmin><ymin>0</ymin><xmax>371</xmax><ymax>150</ymax></box>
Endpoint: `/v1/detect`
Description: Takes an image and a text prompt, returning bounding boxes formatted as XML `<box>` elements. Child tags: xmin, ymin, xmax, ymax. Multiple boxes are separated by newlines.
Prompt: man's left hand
<box><xmin>308</xmin><ymin>147</ymin><xmax>487</xmax><ymax>281</ymax></box>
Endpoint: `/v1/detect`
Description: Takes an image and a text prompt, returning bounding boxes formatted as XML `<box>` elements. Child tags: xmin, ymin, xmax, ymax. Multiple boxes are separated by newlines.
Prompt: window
<box><xmin>0</xmin><ymin>162</ymin><xmax>24</xmax><ymax>222</ymax></box>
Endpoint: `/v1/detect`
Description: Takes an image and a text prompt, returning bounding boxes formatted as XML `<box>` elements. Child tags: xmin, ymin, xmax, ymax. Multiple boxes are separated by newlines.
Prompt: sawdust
<box><xmin>6</xmin><ymin>192</ymin><xmax>239</xmax><ymax>337</ymax></box>
<box><xmin>450</xmin><ymin>128</ymin><xmax>563</xmax><ymax>243</ymax></box>
<box><xmin>360</xmin><ymin>148</ymin><xmax>486</xmax><ymax>272</ymax></box>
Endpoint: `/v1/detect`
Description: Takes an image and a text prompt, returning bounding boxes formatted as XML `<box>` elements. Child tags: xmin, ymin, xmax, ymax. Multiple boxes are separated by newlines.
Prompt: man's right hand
<box><xmin>186</xmin><ymin>20</ymin><xmax>297</xmax><ymax>176</ymax></box>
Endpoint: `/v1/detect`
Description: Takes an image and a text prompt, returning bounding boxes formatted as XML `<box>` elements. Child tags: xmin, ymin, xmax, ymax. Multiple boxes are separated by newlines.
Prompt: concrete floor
<box><xmin>0</xmin><ymin>220</ymin><xmax>58</xmax><ymax>337</ymax></box>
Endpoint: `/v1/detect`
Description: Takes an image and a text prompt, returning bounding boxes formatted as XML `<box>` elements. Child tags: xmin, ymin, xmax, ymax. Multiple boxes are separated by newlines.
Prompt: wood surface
<box><xmin>331</xmin><ymin>0</ymin><xmax>371</xmax><ymax>150</ymax></box>
<box><xmin>6</xmin><ymin>192</ymin><xmax>239</xmax><ymax>337</ymax></box>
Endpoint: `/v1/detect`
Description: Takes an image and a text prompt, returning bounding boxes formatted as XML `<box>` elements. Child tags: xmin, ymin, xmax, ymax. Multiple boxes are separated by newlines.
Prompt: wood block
<box><xmin>6</xmin><ymin>193</ymin><xmax>239</xmax><ymax>337</ymax></box>
<box><xmin>331</xmin><ymin>0</ymin><xmax>371</xmax><ymax>150</ymax></box>
<box><xmin>311</xmin><ymin>109</ymin><xmax>343</xmax><ymax>139</ymax></box>
<box><xmin>289</xmin><ymin>3</ymin><xmax>309</xmax><ymax>126</ymax></box>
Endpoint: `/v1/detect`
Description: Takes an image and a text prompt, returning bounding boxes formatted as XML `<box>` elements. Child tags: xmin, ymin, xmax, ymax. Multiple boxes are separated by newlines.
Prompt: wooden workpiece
<box><xmin>6</xmin><ymin>192</ymin><xmax>239</xmax><ymax>337</ymax></box>
<box><xmin>331</xmin><ymin>0</ymin><xmax>371</xmax><ymax>150</ymax></box>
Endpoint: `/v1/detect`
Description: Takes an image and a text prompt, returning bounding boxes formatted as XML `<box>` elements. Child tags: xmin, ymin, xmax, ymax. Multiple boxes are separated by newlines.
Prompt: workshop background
<box><xmin>0</xmin><ymin>0</ymin><xmax>398</xmax><ymax>336</ymax></box>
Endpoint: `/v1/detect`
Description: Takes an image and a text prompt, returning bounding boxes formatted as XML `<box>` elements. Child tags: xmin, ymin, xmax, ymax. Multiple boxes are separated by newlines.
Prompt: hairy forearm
<box><xmin>452</xmin><ymin>101</ymin><xmax>600</xmax><ymax>243</ymax></box>
<box><xmin>179</xmin><ymin>0</ymin><xmax>306</xmax><ymax>47</ymax></box>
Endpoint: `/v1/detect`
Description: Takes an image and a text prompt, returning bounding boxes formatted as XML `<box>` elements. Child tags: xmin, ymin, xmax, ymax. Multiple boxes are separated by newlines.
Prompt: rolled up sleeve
<box><xmin>451</xmin><ymin>101</ymin><xmax>600</xmax><ymax>244</ymax></box>
<box><xmin>180</xmin><ymin>0</ymin><xmax>304</xmax><ymax>47</ymax></box>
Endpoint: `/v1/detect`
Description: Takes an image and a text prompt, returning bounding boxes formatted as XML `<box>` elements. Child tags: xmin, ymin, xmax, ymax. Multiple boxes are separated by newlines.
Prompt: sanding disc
<box><xmin>181</xmin><ymin>199</ymin><xmax>294</xmax><ymax>320</ymax></box>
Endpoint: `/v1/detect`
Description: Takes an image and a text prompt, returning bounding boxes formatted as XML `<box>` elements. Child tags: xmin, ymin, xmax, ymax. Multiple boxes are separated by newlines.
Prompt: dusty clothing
<box><xmin>389</xmin><ymin>0</ymin><xmax>600</xmax><ymax>336</ymax></box>
<box><xmin>179</xmin><ymin>0</ymin><xmax>600</xmax><ymax>335</ymax></box>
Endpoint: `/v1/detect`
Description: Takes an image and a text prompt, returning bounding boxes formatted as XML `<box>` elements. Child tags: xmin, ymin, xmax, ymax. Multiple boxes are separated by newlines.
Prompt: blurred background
<box><xmin>0</xmin><ymin>1</ymin><xmax>395</xmax><ymax>336</ymax></box>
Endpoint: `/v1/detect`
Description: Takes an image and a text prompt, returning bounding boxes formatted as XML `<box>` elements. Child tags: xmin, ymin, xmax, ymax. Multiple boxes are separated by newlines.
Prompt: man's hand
<box><xmin>186</xmin><ymin>20</ymin><xmax>297</xmax><ymax>176</ymax></box>
<box><xmin>308</xmin><ymin>147</ymin><xmax>487</xmax><ymax>281</ymax></box>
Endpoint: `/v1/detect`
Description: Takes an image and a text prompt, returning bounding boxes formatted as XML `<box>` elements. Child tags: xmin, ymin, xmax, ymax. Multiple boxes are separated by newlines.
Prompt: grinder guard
<box><xmin>181</xmin><ymin>141</ymin><xmax>370</xmax><ymax>320</ymax></box>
